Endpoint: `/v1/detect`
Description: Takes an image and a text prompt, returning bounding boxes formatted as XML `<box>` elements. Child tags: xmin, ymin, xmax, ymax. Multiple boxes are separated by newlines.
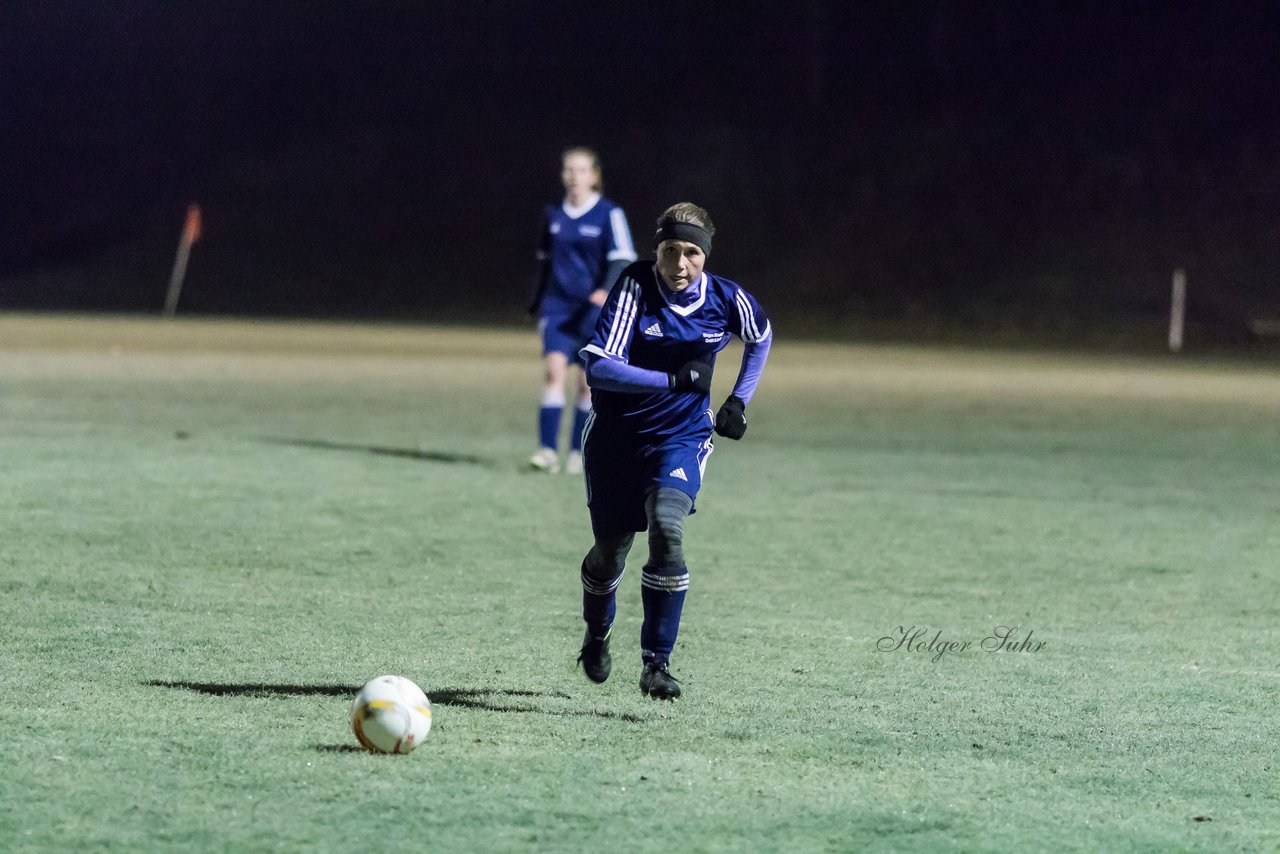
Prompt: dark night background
<box><xmin>2</xmin><ymin>1</ymin><xmax>1278</xmax><ymax>345</ymax></box>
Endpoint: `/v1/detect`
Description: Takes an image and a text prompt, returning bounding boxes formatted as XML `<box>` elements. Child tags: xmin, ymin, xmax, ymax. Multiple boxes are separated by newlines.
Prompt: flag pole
<box><xmin>164</xmin><ymin>204</ymin><xmax>202</xmax><ymax>317</ymax></box>
<box><xmin>1168</xmin><ymin>268</ymin><xmax>1186</xmax><ymax>353</ymax></box>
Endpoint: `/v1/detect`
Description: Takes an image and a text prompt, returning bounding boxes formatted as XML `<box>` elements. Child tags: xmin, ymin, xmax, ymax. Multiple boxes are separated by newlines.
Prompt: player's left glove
<box><xmin>714</xmin><ymin>395</ymin><xmax>747</xmax><ymax>440</ymax></box>
<box><xmin>670</xmin><ymin>360</ymin><xmax>713</xmax><ymax>394</ymax></box>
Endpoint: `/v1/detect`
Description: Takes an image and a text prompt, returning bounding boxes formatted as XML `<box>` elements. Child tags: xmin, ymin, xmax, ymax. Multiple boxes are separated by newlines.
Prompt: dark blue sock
<box><xmin>581</xmin><ymin>558</ymin><xmax>622</xmax><ymax>638</ymax></box>
<box><xmin>570</xmin><ymin>405</ymin><xmax>590</xmax><ymax>452</ymax></box>
<box><xmin>640</xmin><ymin>564</ymin><xmax>688</xmax><ymax>664</ymax></box>
<box><xmin>538</xmin><ymin>405</ymin><xmax>562</xmax><ymax>451</ymax></box>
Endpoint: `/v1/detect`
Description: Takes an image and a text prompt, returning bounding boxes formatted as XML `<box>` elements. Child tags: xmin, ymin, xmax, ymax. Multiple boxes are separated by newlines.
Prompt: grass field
<box><xmin>2</xmin><ymin>313</ymin><xmax>1278</xmax><ymax>853</ymax></box>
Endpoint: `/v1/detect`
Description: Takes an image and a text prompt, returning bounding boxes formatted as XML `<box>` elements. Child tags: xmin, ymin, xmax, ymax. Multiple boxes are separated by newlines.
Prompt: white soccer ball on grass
<box><xmin>350</xmin><ymin>675</ymin><xmax>433</xmax><ymax>754</ymax></box>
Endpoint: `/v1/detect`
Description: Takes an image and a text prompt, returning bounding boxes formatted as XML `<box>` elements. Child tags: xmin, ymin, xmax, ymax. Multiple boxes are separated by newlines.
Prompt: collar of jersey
<box><xmin>561</xmin><ymin>192</ymin><xmax>602</xmax><ymax>219</ymax></box>
<box><xmin>652</xmin><ymin>268</ymin><xmax>707</xmax><ymax>316</ymax></box>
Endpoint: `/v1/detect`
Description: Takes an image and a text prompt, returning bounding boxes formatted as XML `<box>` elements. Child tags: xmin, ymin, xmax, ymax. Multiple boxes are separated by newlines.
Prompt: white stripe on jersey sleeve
<box><xmin>734</xmin><ymin>289</ymin><xmax>769</xmax><ymax>343</ymax></box>
<box><xmin>604</xmin><ymin>278</ymin><xmax>640</xmax><ymax>357</ymax></box>
<box><xmin>606</xmin><ymin>208</ymin><xmax>637</xmax><ymax>262</ymax></box>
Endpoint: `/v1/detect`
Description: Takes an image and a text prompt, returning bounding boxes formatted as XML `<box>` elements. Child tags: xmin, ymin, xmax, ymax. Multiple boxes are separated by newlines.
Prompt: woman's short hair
<box><xmin>656</xmin><ymin>203</ymin><xmax>715</xmax><ymax>237</ymax></box>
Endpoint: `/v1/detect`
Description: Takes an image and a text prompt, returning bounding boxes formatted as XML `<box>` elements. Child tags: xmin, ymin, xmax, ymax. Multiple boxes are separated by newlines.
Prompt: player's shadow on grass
<box><xmin>259</xmin><ymin>437</ymin><xmax>487</xmax><ymax>466</ymax></box>
<box><xmin>145</xmin><ymin>681</ymin><xmax>642</xmax><ymax>723</ymax></box>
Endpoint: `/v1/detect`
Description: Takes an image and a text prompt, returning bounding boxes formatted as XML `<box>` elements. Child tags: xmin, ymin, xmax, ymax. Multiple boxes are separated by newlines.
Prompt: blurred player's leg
<box><xmin>532</xmin><ymin>351</ymin><xmax>568</xmax><ymax>472</ymax></box>
<box><xmin>566</xmin><ymin>368</ymin><xmax>591</xmax><ymax>475</ymax></box>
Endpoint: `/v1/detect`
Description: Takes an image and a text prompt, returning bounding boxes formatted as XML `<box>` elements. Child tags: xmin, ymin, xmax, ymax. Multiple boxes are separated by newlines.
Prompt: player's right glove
<box><xmin>669</xmin><ymin>360</ymin><xmax>713</xmax><ymax>394</ymax></box>
<box><xmin>714</xmin><ymin>395</ymin><xmax>747</xmax><ymax>440</ymax></box>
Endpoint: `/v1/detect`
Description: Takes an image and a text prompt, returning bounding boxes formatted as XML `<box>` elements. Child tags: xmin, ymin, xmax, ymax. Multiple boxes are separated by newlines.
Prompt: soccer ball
<box><xmin>350</xmin><ymin>675</ymin><xmax>433</xmax><ymax>754</ymax></box>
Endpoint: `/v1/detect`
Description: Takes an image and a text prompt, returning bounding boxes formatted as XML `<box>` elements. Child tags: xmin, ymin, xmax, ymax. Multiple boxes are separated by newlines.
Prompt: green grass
<box><xmin>1</xmin><ymin>314</ymin><xmax>1278</xmax><ymax>853</ymax></box>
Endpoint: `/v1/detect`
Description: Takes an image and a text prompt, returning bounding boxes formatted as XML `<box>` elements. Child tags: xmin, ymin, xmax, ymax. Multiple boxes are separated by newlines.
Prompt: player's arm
<box><xmin>526</xmin><ymin>209</ymin><xmax>552</xmax><ymax>315</ymax></box>
<box><xmin>716</xmin><ymin>288</ymin><xmax>773</xmax><ymax>439</ymax></box>
<box><xmin>594</xmin><ymin>206</ymin><xmax>638</xmax><ymax>305</ymax></box>
<box><xmin>580</xmin><ymin>270</ymin><xmax>710</xmax><ymax>394</ymax></box>
<box><xmin>585</xmin><ymin>355</ymin><xmax>711</xmax><ymax>394</ymax></box>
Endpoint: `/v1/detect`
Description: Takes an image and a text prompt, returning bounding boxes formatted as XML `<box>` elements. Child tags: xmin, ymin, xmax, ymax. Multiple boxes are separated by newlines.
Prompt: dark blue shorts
<box><xmin>582</xmin><ymin>419</ymin><xmax>715</xmax><ymax>536</ymax></box>
<box><xmin>540</xmin><ymin>305</ymin><xmax>601</xmax><ymax>365</ymax></box>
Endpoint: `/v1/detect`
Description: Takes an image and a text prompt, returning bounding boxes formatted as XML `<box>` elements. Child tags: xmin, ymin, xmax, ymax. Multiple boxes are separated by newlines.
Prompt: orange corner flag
<box><xmin>183</xmin><ymin>203</ymin><xmax>202</xmax><ymax>244</ymax></box>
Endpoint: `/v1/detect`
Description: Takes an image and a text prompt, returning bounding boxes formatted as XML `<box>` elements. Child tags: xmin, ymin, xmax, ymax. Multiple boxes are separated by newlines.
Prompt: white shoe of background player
<box><xmin>529</xmin><ymin>447</ymin><xmax>560</xmax><ymax>473</ymax></box>
<box><xmin>564</xmin><ymin>451</ymin><xmax>583</xmax><ymax>475</ymax></box>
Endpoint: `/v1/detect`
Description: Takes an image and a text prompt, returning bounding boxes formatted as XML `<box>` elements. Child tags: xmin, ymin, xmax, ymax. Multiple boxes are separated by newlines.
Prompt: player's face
<box><xmin>656</xmin><ymin>239</ymin><xmax>706</xmax><ymax>291</ymax></box>
<box><xmin>561</xmin><ymin>153</ymin><xmax>599</xmax><ymax>200</ymax></box>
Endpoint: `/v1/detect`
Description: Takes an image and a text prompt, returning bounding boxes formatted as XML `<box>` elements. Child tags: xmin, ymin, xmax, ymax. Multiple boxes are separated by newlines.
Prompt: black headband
<box><xmin>654</xmin><ymin>221</ymin><xmax>712</xmax><ymax>255</ymax></box>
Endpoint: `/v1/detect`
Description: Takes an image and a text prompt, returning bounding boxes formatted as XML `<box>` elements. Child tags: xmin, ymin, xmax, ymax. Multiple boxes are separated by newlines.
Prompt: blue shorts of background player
<box><xmin>539</xmin><ymin>303</ymin><xmax>600</xmax><ymax>367</ymax></box>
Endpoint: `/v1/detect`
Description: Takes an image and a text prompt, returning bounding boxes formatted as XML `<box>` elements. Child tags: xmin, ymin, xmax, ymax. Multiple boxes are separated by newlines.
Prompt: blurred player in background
<box><xmin>526</xmin><ymin>147</ymin><xmax>636</xmax><ymax>474</ymax></box>
<box><xmin>574</xmin><ymin>202</ymin><xmax>773</xmax><ymax>700</ymax></box>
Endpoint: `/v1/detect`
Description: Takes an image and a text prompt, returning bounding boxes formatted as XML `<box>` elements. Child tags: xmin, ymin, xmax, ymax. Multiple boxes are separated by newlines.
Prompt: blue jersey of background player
<box><xmin>526</xmin><ymin>147</ymin><xmax>636</xmax><ymax>476</ymax></box>
<box><xmin>574</xmin><ymin>202</ymin><xmax>772</xmax><ymax>700</ymax></box>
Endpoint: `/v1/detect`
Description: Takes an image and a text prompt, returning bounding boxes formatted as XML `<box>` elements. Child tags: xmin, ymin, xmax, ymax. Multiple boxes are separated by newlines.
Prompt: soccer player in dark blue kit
<box><xmin>527</xmin><ymin>147</ymin><xmax>637</xmax><ymax>475</ymax></box>
<box><xmin>575</xmin><ymin>202</ymin><xmax>772</xmax><ymax>700</ymax></box>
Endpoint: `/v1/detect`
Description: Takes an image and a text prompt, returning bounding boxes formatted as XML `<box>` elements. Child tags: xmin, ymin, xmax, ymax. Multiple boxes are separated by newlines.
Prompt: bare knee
<box><xmin>543</xmin><ymin>352</ymin><xmax>569</xmax><ymax>391</ymax></box>
<box><xmin>574</xmin><ymin>366</ymin><xmax>592</xmax><ymax>405</ymax></box>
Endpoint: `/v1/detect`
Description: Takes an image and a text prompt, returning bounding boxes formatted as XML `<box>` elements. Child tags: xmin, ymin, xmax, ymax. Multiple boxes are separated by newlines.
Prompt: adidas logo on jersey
<box><xmin>667</xmin><ymin>467</ymin><xmax>688</xmax><ymax>482</ymax></box>
<box><xmin>644</xmin><ymin>323</ymin><xmax>663</xmax><ymax>337</ymax></box>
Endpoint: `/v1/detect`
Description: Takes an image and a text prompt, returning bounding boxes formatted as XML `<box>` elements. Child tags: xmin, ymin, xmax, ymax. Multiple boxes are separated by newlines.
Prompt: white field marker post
<box><xmin>164</xmin><ymin>204</ymin><xmax>202</xmax><ymax>317</ymax></box>
<box><xmin>1168</xmin><ymin>267</ymin><xmax>1186</xmax><ymax>352</ymax></box>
